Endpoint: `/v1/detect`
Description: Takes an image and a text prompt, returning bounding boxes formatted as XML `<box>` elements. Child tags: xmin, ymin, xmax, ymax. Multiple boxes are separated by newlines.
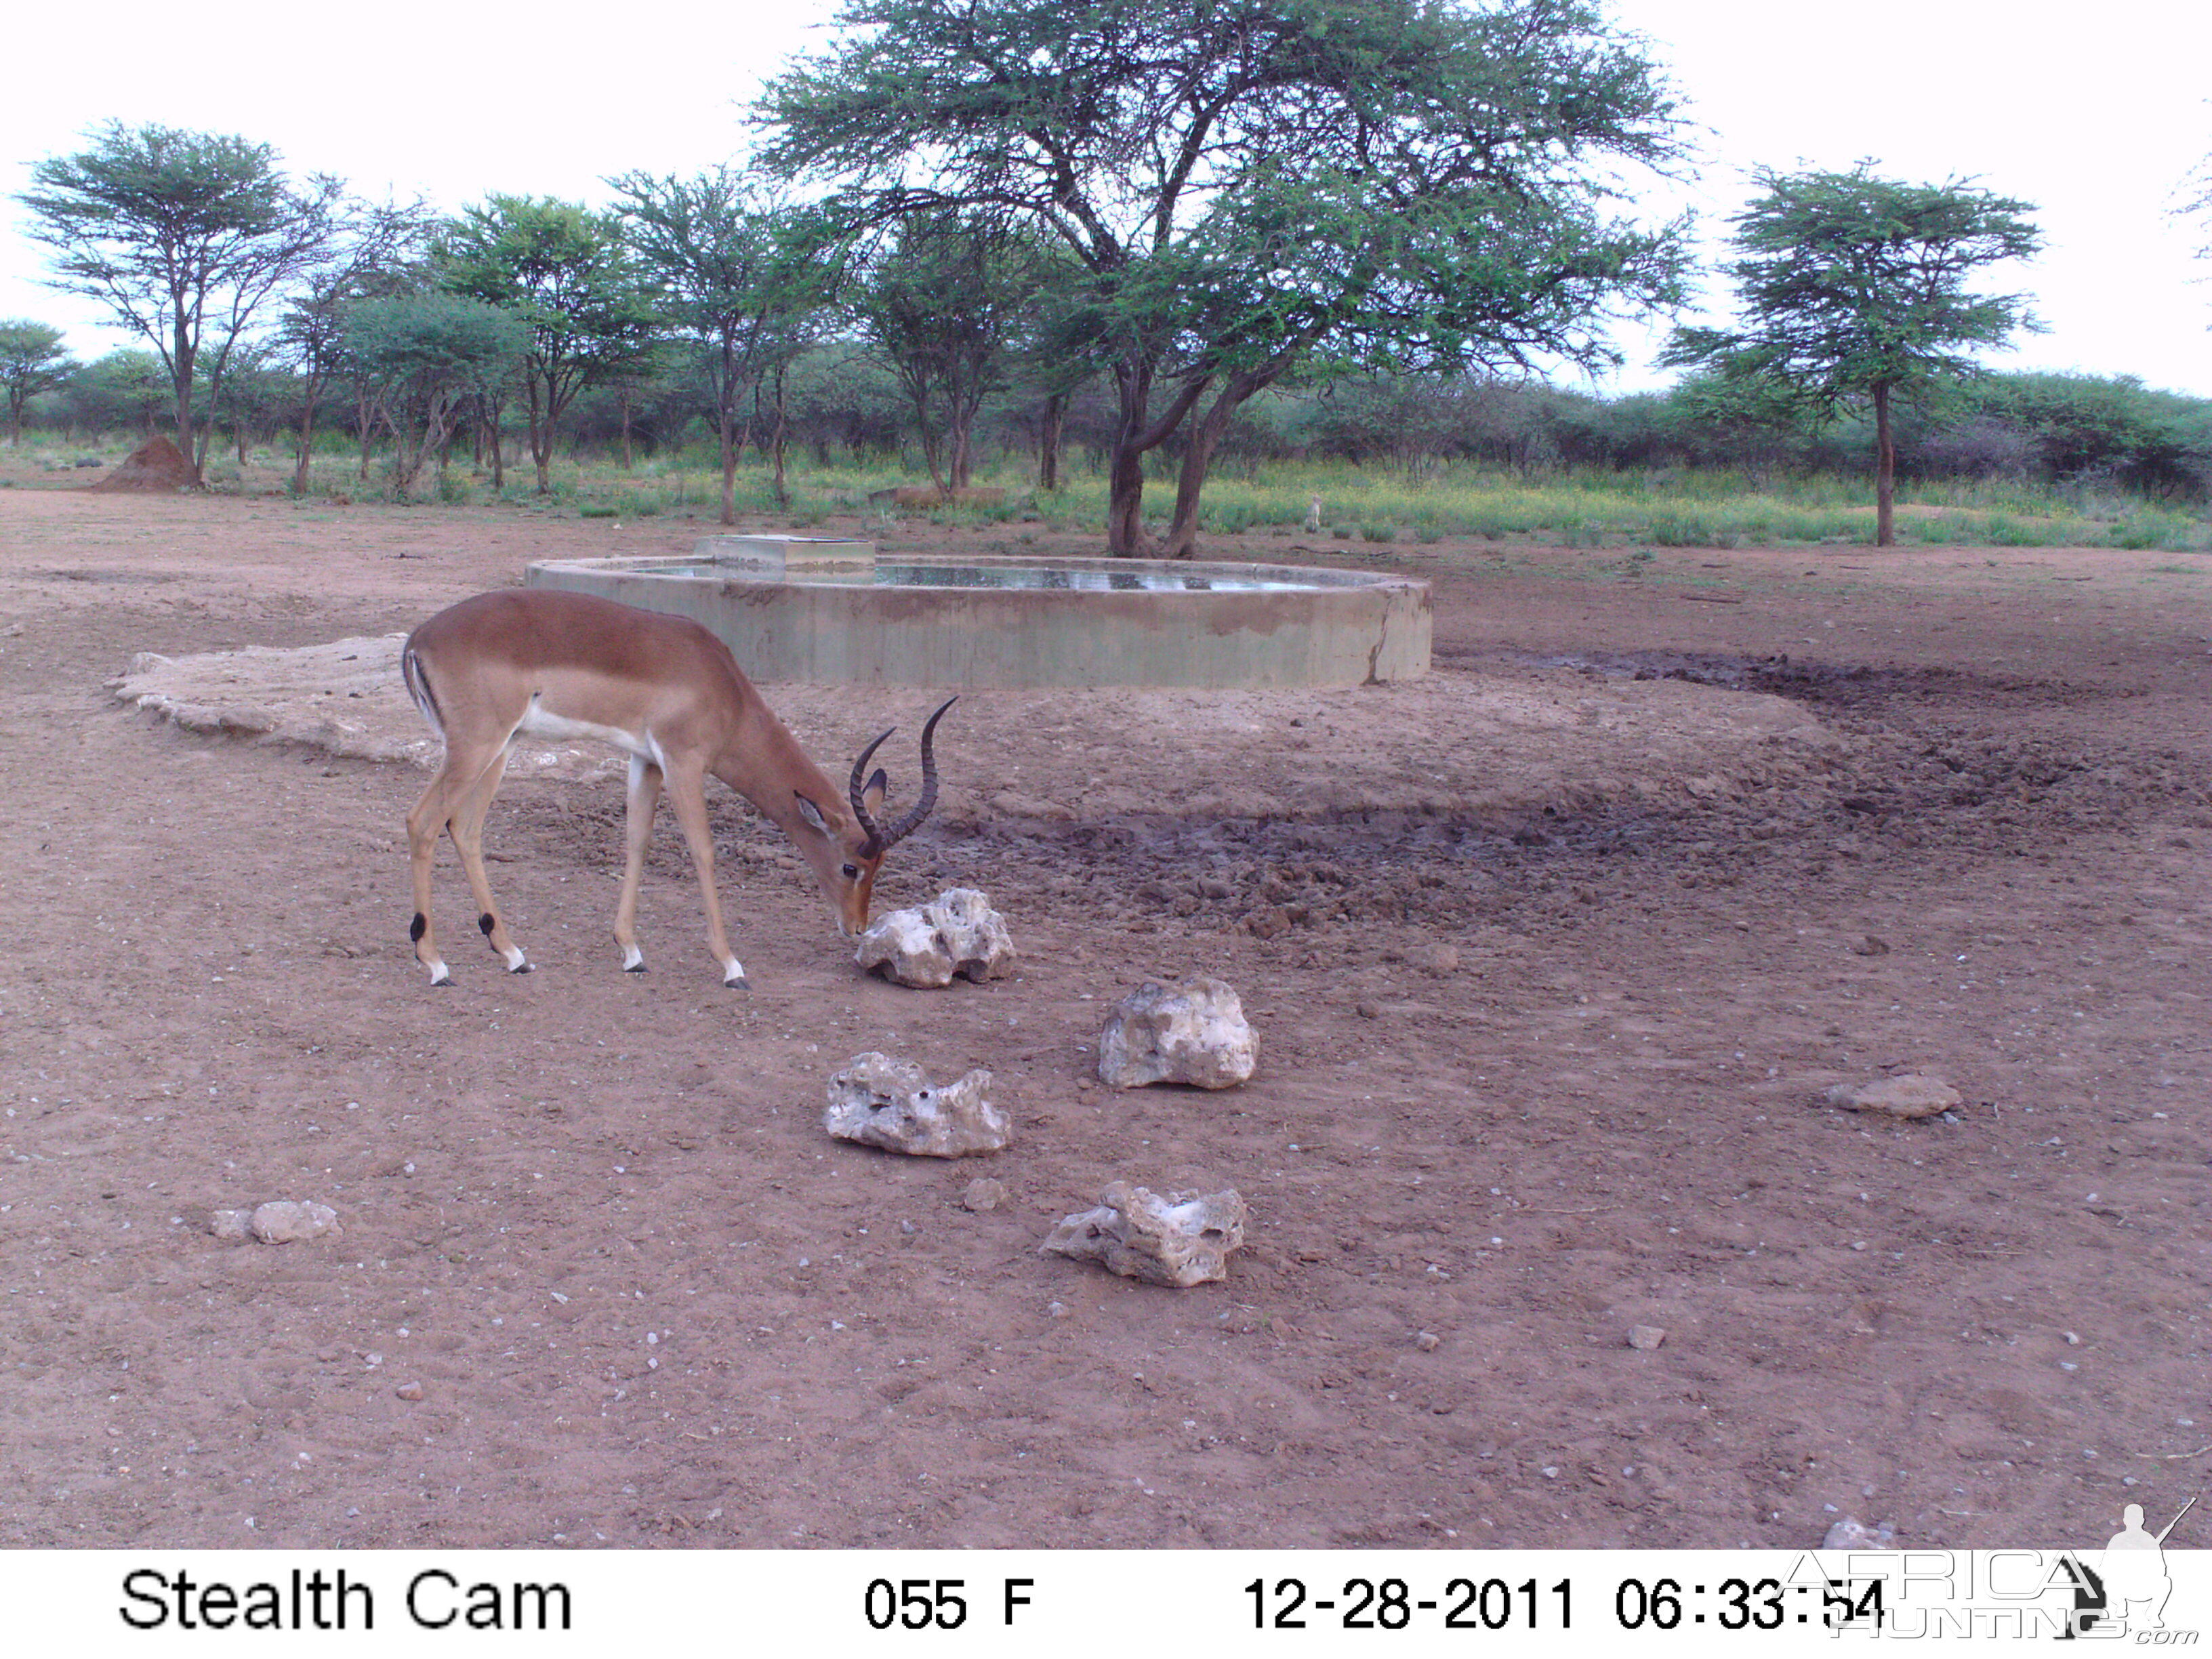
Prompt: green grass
<box><xmin>19</xmin><ymin>438</ymin><xmax>2208</xmax><ymax>551</ymax></box>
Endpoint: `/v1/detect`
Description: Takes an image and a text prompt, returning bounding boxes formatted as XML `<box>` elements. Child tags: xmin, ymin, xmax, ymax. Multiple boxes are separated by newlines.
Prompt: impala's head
<box><xmin>792</xmin><ymin>697</ymin><xmax>956</xmax><ymax>937</ymax></box>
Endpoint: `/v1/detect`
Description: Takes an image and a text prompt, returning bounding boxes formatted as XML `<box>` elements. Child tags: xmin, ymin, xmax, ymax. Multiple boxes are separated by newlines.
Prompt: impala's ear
<box><xmin>863</xmin><ymin>767</ymin><xmax>887</xmax><ymax>814</ymax></box>
<box><xmin>794</xmin><ymin>792</ymin><xmax>831</xmax><ymax>836</ymax></box>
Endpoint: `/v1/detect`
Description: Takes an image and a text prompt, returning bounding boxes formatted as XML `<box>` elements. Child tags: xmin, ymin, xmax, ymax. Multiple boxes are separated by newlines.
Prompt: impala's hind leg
<box><xmin>449</xmin><ymin>745</ymin><xmax>528</xmax><ymax>972</ymax></box>
<box><xmin>613</xmin><ymin>754</ymin><xmax>663</xmax><ymax>973</ymax></box>
<box><xmin>406</xmin><ymin>737</ymin><xmax>504</xmax><ymax>985</ymax></box>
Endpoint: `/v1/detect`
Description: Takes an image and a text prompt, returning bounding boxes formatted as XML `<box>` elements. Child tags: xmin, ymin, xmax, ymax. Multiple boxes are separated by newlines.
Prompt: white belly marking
<box><xmin>515</xmin><ymin>702</ymin><xmax>654</xmax><ymax>760</ymax></box>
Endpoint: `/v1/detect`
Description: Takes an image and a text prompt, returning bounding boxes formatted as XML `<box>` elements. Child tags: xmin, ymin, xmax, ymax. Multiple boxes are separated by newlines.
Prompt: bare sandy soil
<box><xmin>2</xmin><ymin>483</ymin><xmax>2208</xmax><ymax>1551</ymax></box>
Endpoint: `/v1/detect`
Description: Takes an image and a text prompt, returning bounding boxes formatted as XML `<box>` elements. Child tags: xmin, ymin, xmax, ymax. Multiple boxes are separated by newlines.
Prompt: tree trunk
<box><xmin>1105</xmin><ymin>362</ymin><xmax>1156</xmax><ymax>555</ymax></box>
<box><xmin>1873</xmin><ymin>382</ymin><xmax>1895</xmax><ymax>548</ymax></box>
<box><xmin>291</xmin><ymin>383</ymin><xmax>320</xmax><ymax>495</ymax></box>
<box><xmin>171</xmin><ymin>320</ymin><xmax>202</xmax><ymax>485</ymax></box>
<box><xmin>355</xmin><ymin>381</ymin><xmax>375</xmax><ymax>482</ymax></box>
<box><xmin>619</xmin><ymin>390</ymin><xmax>634</xmax><ymax>472</ymax></box>
<box><xmin>949</xmin><ymin>409</ymin><xmax>973</xmax><ymax>491</ymax></box>
<box><xmin>947</xmin><ymin>375</ymin><xmax>986</xmax><ymax>492</ymax></box>
<box><xmin>1106</xmin><ymin>436</ymin><xmax>1150</xmax><ymax>554</ymax></box>
<box><xmin>1104</xmin><ymin>361</ymin><xmax>1210</xmax><ymax>556</ymax></box>
<box><xmin>719</xmin><ymin>407</ymin><xmax>739</xmax><ymax>527</ymax></box>
<box><xmin>1162</xmin><ymin>371</ymin><xmax>1275</xmax><ymax>558</ymax></box>
<box><xmin>1037</xmin><ymin>392</ymin><xmax>1065</xmax><ymax>491</ymax></box>
<box><xmin>769</xmin><ymin>364</ymin><xmax>790</xmax><ymax>510</ymax></box>
<box><xmin>527</xmin><ymin>378</ymin><xmax>552</xmax><ymax>494</ymax></box>
<box><xmin>908</xmin><ymin>375</ymin><xmax>947</xmax><ymax>496</ymax></box>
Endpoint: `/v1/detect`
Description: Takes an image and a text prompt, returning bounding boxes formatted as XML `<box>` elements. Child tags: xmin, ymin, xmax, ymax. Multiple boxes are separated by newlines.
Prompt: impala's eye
<box><xmin>841</xmin><ymin>863</ymin><xmax>861</xmax><ymax>880</ymax></box>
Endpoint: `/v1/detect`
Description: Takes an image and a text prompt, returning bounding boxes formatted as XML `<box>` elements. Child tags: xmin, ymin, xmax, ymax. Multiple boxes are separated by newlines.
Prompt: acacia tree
<box><xmin>854</xmin><ymin>212</ymin><xmax>1043</xmax><ymax>493</ymax></box>
<box><xmin>64</xmin><ymin>350</ymin><xmax>168</xmax><ymax>439</ymax></box>
<box><xmin>1663</xmin><ymin>165</ymin><xmax>2041</xmax><ymax>546</ymax></box>
<box><xmin>18</xmin><ymin>123</ymin><xmax>342</xmax><ymax>482</ymax></box>
<box><xmin>342</xmin><ymin>293</ymin><xmax>526</xmax><ymax>499</ymax></box>
<box><xmin>609</xmin><ymin>169</ymin><xmax>838</xmax><ymax>519</ymax></box>
<box><xmin>0</xmin><ymin>321</ymin><xmax>78</xmax><ymax>446</ymax></box>
<box><xmin>436</xmin><ymin>196</ymin><xmax>661</xmax><ymax>493</ymax></box>
<box><xmin>208</xmin><ymin>342</ymin><xmax>292</xmax><ymax>465</ymax></box>
<box><xmin>762</xmin><ymin>0</ymin><xmax>1687</xmax><ymax>555</ymax></box>
<box><xmin>274</xmin><ymin>199</ymin><xmax>435</xmax><ymax>493</ymax></box>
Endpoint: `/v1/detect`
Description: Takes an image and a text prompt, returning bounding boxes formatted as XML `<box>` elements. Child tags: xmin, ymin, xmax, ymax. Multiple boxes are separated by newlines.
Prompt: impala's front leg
<box><xmin>613</xmin><ymin>755</ymin><xmax>663</xmax><ymax>973</ymax></box>
<box><xmin>665</xmin><ymin>763</ymin><xmax>746</xmax><ymax>987</ymax></box>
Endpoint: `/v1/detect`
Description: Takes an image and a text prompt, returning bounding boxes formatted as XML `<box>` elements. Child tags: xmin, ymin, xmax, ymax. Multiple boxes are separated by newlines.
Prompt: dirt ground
<box><xmin>2</xmin><ymin>483</ymin><xmax>2207</xmax><ymax>1552</ymax></box>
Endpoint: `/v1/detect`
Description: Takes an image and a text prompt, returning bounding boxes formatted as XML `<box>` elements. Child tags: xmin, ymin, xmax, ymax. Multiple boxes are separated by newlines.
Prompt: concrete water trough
<box><xmin>525</xmin><ymin>536</ymin><xmax>1430</xmax><ymax>689</ymax></box>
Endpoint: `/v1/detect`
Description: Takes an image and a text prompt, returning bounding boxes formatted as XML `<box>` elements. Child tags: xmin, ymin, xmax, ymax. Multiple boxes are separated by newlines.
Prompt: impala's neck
<box><xmin>712</xmin><ymin>705</ymin><xmax>851</xmax><ymax>840</ymax></box>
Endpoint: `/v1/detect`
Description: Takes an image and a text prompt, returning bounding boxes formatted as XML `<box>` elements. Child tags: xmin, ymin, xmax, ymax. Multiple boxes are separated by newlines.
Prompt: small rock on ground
<box><xmin>824</xmin><ymin>1053</ymin><xmax>1010</xmax><ymax>1157</ymax></box>
<box><xmin>1824</xmin><ymin>1074</ymin><xmax>1961</xmax><ymax>1120</ymax></box>
<box><xmin>247</xmin><ymin>1200</ymin><xmax>339</xmax><ymax>1244</ymax></box>
<box><xmin>1040</xmin><ymin>1181</ymin><xmax>1247</xmax><ymax>1287</ymax></box>
<box><xmin>1822</xmin><ymin>1516</ymin><xmax>1896</xmax><ymax>1549</ymax></box>
<box><xmin>1099</xmin><ymin>977</ymin><xmax>1257</xmax><ymax>1090</ymax></box>
<box><xmin>854</xmin><ymin>888</ymin><xmax>1017</xmax><ymax>988</ymax></box>
<box><xmin>1627</xmin><ymin>1324</ymin><xmax>1668</xmax><ymax>1351</ymax></box>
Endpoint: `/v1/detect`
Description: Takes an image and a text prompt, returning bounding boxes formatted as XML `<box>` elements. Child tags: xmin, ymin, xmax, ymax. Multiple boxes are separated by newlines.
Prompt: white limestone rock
<box><xmin>1041</xmin><ymin>1181</ymin><xmax>1248</xmax><ymax>1287</ymax></box>
<box><xmin>824</xmin><ymin>1052</ymin><xmax>1010</xmax><ymax>1158</ymax></box>
<box><xmin>1099</xmin><ymin>977</ymin><xmax>1257</xmax><ymax>1090</ymax></box>
<box><xmin>248</xmin><ymin>1200</ymin><xmax>340</xmax><ymax>1244</ymax></box>
<box><xmin>1822</xmin><ymin>1516</ymin><xmax>1896</xmax><ymax>1550</ymax></box>
<box><xmin>855</xmin><ymin>888</ymin><xmax>1016</xmax><ymax>988</ymax></box>
<box><xmin>209</xmin><ymin>1208</ymin><xmax>252</xmax><ymax>1241</ymax></box>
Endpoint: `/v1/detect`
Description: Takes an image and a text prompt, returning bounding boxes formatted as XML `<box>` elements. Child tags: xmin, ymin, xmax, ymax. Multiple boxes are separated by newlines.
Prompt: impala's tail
<box><xmin>400</xmin><ymin>642</ymin><xmax>444</xmax><ymax>742</ymax></box>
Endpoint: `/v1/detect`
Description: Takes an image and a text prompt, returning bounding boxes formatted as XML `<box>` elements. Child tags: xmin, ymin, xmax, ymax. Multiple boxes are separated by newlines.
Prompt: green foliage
<box><xmin>1664</xmin><ymin>165</ymin><xmax>2042</xmax><ymax>410</ymax></box>
<box><xmin>435</xmin><ymin>195</ymin><xmax>660</xmax><ymax>491</ymax></box>
<box><xmin>1662</xmin><ymin>163</ymin><xmax>2041</xmax><ymax>543</ymax></box>
<box><xmin>342</xmin><ymin>293</ymin><xmax>526</xmax><ymax>499</ymax></box>
<box><xmin>761</xmin><ymin>0</ymin><xmax>1690</xmax><ymax>552</ymax></box>
<box><xmin>272</xmin><ymin>198</ymin><xmax>439</xmax><ymax>489</ymax></box>
<box><xmin>854</xmin><ymin>212</ymin><xmax>1047</xmax><ymax>490</ymax></box>
<box><xmin>607</xmin><ymin>169</ymin><xmax>841</xmax><ymax>515</ymax></box>
<box><xmin>1941</xmin><ymin>372</ymin><xmax>2212</xmax><ymax>498</ymax></box>
<box><xmin>60</xmin><ymin>349</ymin><xmax>169</xmax><ymax>436</ymax></box>
<box><xmin>0</xmin><ymin>319</ymin><xmax>78</xmax><ymax>444</ymax></box>
<box><xmin>17</xmin><ymin>122</ymin><xmax>344</xmax><ymax>476</ymax></box>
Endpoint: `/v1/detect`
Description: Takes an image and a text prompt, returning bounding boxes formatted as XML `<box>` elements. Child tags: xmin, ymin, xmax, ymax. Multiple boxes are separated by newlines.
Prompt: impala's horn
<box><xmin>848</xmin><ymin>697</ymin><xmax>956</xmax><ymax>857</ymax></box>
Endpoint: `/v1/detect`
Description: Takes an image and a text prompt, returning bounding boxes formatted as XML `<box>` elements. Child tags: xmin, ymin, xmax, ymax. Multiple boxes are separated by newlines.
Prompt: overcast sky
<box><xmin>3</xmin><ymin>0</ymin><xmax>2208</xmax><ymax>398</ymax></box>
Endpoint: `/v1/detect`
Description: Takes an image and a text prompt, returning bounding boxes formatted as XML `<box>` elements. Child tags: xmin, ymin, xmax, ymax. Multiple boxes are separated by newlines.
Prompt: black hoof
<box><xmin>625</xmin><ymin>962</ymin><xmax>648</xmax><ymax>975</ymax></box>
<box><xmin>725</xmin><ymin>975</ymin><xmax>750</xmax><ymax>990</ymax></box>
<box><xmin>510</xmin><ymin>962</ymin><xmax>533</xmax><ymax>975</ymax></box>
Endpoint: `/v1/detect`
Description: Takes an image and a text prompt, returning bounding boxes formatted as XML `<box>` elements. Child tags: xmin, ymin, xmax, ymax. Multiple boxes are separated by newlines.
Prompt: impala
<box><xmin>399</xmin><ymin>588</ymin><xmax>953</xmax><ymax>987</ymax></box>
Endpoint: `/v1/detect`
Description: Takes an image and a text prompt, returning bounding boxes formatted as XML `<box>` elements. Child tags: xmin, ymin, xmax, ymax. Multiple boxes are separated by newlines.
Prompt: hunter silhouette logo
<box><xmin>2063</xmin><ymin>1494</ymin><xmax>2196</xmax><ymax>1639</ymax></box>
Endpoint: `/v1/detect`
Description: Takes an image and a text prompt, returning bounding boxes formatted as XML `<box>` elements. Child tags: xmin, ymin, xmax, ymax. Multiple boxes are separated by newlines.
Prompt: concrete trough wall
<box><xmin>525</xmin><ymin>554</ymin><xmax>1430</xmax><ymax>689</ymax></box>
